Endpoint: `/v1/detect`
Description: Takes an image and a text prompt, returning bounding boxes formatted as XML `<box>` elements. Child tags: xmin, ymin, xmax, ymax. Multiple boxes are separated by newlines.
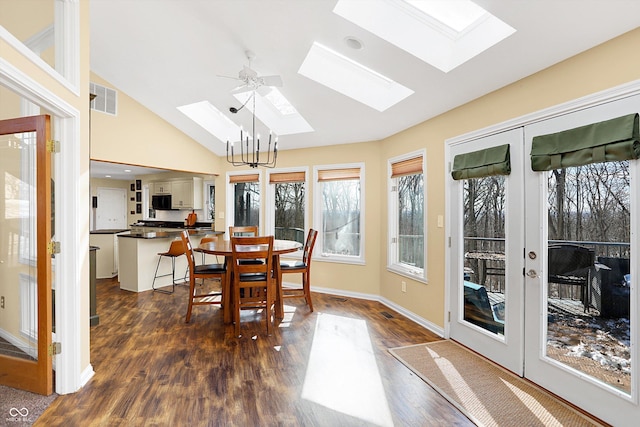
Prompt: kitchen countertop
<box><xmin>130</xmin><ymin>220</ymin><xmax>216</xmax><ymax>230</ymax></box>
<box><xmin>118</xmin><ymin>230</ymin><xmax>215</xmax><ymax>239</ymax></box>
<box><xmin>90</xmin><ymin>229</ymin><xmax>130</xmax><ymax>234</ymax></box>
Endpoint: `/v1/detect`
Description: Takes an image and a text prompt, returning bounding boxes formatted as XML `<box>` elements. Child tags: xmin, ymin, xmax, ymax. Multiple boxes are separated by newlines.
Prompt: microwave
<box><xmin>151</xmin><ymin>194</ymin><xmax>173</xmax><ymax>210</ymax></box>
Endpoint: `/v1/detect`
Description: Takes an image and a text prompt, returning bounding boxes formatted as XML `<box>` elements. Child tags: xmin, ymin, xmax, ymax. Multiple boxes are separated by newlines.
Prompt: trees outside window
<box><xmin>388</xmin><ymin>152</ymin><xmax>425</xmax><ymax>279</ymax></box>
<box><xmin>314</xmin><ymin>165</ymin><xmax>364</xmax><ymax>263</ymax></box>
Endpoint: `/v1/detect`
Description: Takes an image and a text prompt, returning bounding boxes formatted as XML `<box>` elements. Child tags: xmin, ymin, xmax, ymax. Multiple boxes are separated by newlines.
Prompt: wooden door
<box><xmin>0</xmin><ymin>115</ymin><xmax>53</xmax><ymax>395</ymax></box>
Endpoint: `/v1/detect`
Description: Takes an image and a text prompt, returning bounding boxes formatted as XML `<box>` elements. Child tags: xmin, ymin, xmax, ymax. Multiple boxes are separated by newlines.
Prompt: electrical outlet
<box><xmin>401</xmin><ymin>281</ymin><xmax>406</xmax><ymax>293</ymax></box>
<box><xmin>0</xmin><ymin>296</ymin><xmax>4</xmax><ymax>309</ymax></box>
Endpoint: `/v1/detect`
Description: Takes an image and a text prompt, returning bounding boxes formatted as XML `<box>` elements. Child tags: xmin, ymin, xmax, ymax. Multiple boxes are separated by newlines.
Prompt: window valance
<box><xmin>269</xmin><ymin>171</ymin><xmax>305</xmax><ymax>183</ymax></box>
<box><xmin>451</xmin><ymin>144</ymin><xmax>511</xmax><ymax>180</ymax></box>
<box><xmin>317</xmin><ymin>167</ymin><xmax>360</xmax><ymax>181</ymax></box>
<box><xmin>391</xmin><ymin>156</ymin><xmax>423</xmax><ymax>178</ymax></box>
<box><xmin>530</xmin><ymin>113</ymin><xmax>640</xmax><ymax>171</ymax></box>
<box><xmin>229</xmin><ymin>174</ymin><xmax>259</xmax><ymax>183</ymax></box>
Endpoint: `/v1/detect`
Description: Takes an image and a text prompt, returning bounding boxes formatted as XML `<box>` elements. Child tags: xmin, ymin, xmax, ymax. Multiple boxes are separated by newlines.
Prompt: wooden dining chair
<box><xmin>229</xmin><ymin>225</ymin><xmax>262</xmax><ymax>265</ymax></box>
<box><xmin>230</xmin><ymin>235</ymin><xmax>275</xmax><ymax>336</ymax></box>
<box><xmin>279</xmin><ymin>229</ymin><xmax>318</xmax><ymax>312</ymax></box>
<box><xmin>180</xmin><ymin>230</ymin><xmax>228</xmax><ymax>323</ymax></box>
<box><xmin>229</xmin><ymin>225</ymin><xmax>259</xmax><ymax>237</ymax></box>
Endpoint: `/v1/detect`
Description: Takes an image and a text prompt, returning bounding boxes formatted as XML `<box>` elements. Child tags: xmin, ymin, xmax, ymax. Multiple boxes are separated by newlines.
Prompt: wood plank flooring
<box><xmin>35</xmin><ymin>277</ymin><xmax>472</xmax><ymax>426</ymax></box>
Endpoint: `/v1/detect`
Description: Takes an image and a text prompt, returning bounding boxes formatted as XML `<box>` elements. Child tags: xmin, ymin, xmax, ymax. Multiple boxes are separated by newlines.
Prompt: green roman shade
<box><xmin>530</xmin><ymin>113</ymin><xmax>640</xmax><ymax>171</ymax></box>
<box><xmin>451</xmin><ymin>144</ymin><xmax>511</xmax><ymax>180</ymax></box>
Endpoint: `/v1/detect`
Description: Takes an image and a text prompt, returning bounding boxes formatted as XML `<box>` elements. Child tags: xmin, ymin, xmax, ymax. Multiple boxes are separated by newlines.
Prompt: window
<box><xmin>266</xmin><ymin>169</ymin><xmax>307</xmax><ymax>245</ymax></box>
<box><xmin>313</xmin><ymin>164</ymin><xmax>364</xmax><ymax>263</ymax></box>
<box><xmin>227</xmin><ymin>172</ymin><xmax>261</xmax><ymax>231</ymax></box>
<box><xmin>388</xmin><ymin>151</ymin><xmax>426</xmax><ymax>280</ymax></box>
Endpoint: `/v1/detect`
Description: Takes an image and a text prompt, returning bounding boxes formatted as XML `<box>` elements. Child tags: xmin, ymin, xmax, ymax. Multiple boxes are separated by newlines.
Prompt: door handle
<box><xmin>526</xmin><ymin>269</ymin><xmax>538</xmax><ymax>278</ymax></box>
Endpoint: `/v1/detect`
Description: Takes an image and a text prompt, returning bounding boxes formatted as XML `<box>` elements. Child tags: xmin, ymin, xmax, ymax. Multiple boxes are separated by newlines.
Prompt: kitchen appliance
<box><xmin>151</xmin><ymin>194</ymin><xmax>172</xmax><ymax>210</ymax></box>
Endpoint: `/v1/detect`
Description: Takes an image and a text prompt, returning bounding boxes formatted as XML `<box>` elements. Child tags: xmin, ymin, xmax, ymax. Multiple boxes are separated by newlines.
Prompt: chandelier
<box><xmin>226</xmin><ymin>90</ymin><xmax>278</xmax><ymax>168</ymax></box>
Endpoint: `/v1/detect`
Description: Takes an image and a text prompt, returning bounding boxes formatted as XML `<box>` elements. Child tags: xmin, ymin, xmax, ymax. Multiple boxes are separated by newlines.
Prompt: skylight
<box><xmin>333</xmin><ymin>0</ymin><xmax>515</xmax><ymax>73</ymax></box>
<box><xmin>177</xmin><ymin>101</ymin><xmax>240</xmax><ymax>143</ymax></box>
<box><xmin>298</xmin><ymin>42</ymin><xmax>414</xmax><ymax>112</ymax></box>
<box><xmin>232</xmin><ymin>89</ymin><xmax>314</xmax><ymax>136</ymax></box>
<box><xmin>405</xmin><ymin>0</ymin><xmax>486</xmax><ymax>33</ymax></box>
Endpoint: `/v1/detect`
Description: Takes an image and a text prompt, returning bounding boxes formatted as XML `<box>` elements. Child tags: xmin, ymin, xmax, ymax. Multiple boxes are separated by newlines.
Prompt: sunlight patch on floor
<box><xmin>428</xmin><ymin>347</ymin><xmax>497</xmax><ymax>425</ymax></box>
<box><xmin>301</xmin><ymin>312</ymin><xmax>394</xmax><ymax>427</ymax></box>
<box><xmin>278</xmin><ymin>304</ymin><xmax>298</xmax><ymax>329</ymax></box>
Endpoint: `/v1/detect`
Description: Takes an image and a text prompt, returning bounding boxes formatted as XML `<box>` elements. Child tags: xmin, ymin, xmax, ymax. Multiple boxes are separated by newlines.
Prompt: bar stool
<box><xmin>152</xmin><ymin>238</ymin><xmax>188</xmax><ymax>294</ymax></box>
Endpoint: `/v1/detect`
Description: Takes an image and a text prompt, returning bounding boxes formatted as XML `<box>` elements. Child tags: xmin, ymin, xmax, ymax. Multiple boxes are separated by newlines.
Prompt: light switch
<box><xmin>437</xmin><ymin>215</ymin><xmax>444</xmax><ymax>228</ymax></box>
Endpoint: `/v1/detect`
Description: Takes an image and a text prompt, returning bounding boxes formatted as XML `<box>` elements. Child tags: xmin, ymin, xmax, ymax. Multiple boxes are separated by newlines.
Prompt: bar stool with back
<box><xmin>152</xmin><ymin>238</ymin><xmax>188</xmax><ymax>294</ymax></box>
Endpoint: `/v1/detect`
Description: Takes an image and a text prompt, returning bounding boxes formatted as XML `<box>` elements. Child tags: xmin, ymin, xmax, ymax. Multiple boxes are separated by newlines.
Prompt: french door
<box><xmin>448</xmin><ymin>127</ymin><xmax>525</xmax><ymax>375</ymax></box>
<box><xmin>449</xmin><ymin>94</ymin><xmax>640</xmax><ymax>425</ymax></box>
<box><xmin>0</xmin><ymin>115</ymin><xmax>53</xmax><ymax>395</ymax></box>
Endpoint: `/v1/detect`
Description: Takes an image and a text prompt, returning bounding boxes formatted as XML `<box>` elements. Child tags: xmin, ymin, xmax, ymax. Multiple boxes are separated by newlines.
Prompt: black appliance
<box><xmin>151</xmin><ymin>194</ymin><xmax>173</xmax><ymax>210</ymax></box>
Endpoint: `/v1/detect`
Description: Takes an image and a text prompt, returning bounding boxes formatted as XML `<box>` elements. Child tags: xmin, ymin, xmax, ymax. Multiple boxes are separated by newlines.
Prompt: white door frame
<box><xmin>446</xmin><ymin>81</ymin><xmax>640</xmax><ymax>425</ymax></box>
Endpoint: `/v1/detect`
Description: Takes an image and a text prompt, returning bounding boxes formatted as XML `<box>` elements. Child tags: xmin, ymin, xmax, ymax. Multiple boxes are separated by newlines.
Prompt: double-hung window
<box><xmin>266</xmin><ymin>169</ymin><xmax>308</xmax><ymax>245</ymax></box>
<box><xmin>313</xmin><ymin>164</ymin><xmax>364</xmax><ymax>264</ymax></box>
<box><xmin>388</xmin><ymin>151</ymin><xmax>426</xmax><ymax>281</ymax></box>
<box><xmin>227</xmin><ymin>172</ymin><xmax>261</xmax><ymax>231</ymax></box>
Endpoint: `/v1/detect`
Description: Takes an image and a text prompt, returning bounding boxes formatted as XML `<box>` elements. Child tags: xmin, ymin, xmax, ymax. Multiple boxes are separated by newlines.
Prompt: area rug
<box><xmin>389</xmin><ymin>340</ymin><xmax>603</xmax><ymax>427</ymax></box>
<box><xmin>0</xmin><ymin>385</ymin><xmax>57</xmax><ymax>426</ymax></box>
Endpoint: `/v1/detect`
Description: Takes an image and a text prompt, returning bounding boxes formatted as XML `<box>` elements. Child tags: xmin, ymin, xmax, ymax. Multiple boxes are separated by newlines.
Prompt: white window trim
<box><xmin>387</xmin><ymin>149</ymin><xmax>427</xmax><ymax>283</ymax></box>
<box><xmin>225</xmin><ymin>170</ymin><xmax>263</xmax><ymax>239</ymax></box>
<box><xmin>313</xmin><ymin>162</ymin><xmax>365</xmax><ymax>265</ymax></box>
<box><xmin>0</xmin><ymin>0</ymin><xmax>80</xmax><ymax>95</ymax></box>
<box><xmin>266</xmin><ymin>167</ymin><xmax>309</xmax><ymax>260</ymax></box>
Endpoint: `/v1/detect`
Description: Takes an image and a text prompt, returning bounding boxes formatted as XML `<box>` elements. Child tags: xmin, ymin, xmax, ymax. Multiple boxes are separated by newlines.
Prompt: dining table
<box><xmin>195</xmin><ymin>238</ymin><xmax>303</xmax><ymax>324</ymax></box>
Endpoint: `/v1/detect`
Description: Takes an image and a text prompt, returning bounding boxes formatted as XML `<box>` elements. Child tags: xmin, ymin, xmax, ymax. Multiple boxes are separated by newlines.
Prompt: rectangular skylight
<box><xmin>233</xmin><ymin>89</ymin><xmax>314</xmax><ymax>136</ymax></box>
<box><xmin>333</xmin><ymin>0</ymin><xmax>515</xmax><ymax>73</ymax></box>
<box><xmin>177</xmin><ymin>101</ymin><xmax>240</xmax><ymax>143</ymax></box>
<box><xmin>298</xmin><ymin>42</ymin><xmax>414</xmax><ymax>112</ymax></box>
<box><xmin>405</xmin><ymin>0</ymin><xmax>486</xmax><ymax>33</ymax></box>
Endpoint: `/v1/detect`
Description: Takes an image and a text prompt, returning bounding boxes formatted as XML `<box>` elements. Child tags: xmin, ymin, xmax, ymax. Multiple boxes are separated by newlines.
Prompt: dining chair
<box><xmin>152</xmin><ymin>238</ymin><xmax>188</xmax><ymax>294</ymax></box>
<box><xmin>230</xmin><ymin>235</ymin><xmax>275</xmax><ymax>336</ymax></box>
<box><xmin>279</xmin><ymin>229</ymin><xmax>318</xmax><ymax>312</ymax></box>
<box><xmin>180</xmin><ymin>230</ymin><xmax>228</xmax><ymax>323</ymax></box>
<box><xmin>229</xmin><ymin>225</ymin><xmax>262</xmax><ymax>265</ymax></box>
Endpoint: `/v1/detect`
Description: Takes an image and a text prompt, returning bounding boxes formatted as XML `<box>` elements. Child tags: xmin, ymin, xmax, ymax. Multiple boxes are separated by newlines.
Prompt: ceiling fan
<box><xmin>221</xmin><ymin>50</ymin><xmax>283</xmax><ymax>97</ymax></box>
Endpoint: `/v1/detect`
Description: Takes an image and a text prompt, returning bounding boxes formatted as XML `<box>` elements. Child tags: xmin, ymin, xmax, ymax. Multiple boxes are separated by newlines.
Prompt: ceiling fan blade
<box><xmin>230</xmin><ymin>84</ymin><xmax>252</xmax><ymax>95</ymax></box>
<box><xmin>259</xmin><ymin>75</ymin><xmax>283</xmax><ymax>87</ymax></box>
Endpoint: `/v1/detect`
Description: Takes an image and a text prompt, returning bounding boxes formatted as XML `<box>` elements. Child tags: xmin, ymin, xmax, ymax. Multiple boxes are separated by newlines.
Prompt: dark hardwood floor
<box><xmin>36</xmin><ymin>277</ymin><xmax>472</xmax><ymax>426</ymax></box>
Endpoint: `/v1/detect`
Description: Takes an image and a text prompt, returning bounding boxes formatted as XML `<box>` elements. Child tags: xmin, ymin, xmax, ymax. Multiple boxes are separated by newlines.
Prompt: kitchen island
<box><xmin>117</xmin><ymin>230</ymin><xmax>223</xmax><ymax>292</ymax></box>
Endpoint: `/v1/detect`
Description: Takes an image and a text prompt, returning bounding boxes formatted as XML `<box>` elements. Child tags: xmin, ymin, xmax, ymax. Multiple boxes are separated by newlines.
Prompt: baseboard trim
<box><xmin>306</xmin><ymin>285</ymin><xmax>445</xmax><ymax>338</ymax></box>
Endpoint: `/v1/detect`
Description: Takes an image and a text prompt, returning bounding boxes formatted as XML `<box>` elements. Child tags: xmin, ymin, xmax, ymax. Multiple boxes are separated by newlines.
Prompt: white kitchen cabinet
<box><xmin>171</xmin><ymin>177</ymin><xmax>203</xmax><ymax>210</ymax></box>
<box><xmin>90</xmin><ymin>231</ymin><xmax>127</xmax><ymax>278</ymax></box>
<box><xmin>153</xmin><ymin>181</ymin><xmax>172</xmax><ymax>194</ymax></box>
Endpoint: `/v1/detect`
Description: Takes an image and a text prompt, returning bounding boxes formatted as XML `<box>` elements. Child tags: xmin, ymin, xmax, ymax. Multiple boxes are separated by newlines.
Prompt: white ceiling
<box><xmin>89</xmin><ymin>0</ymin><xmax>640</xmax><ymax>161</ymax></box>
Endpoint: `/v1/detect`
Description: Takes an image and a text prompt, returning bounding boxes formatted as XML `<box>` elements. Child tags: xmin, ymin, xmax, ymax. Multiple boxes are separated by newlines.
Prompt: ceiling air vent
<box><xmin>90</xmin><ymin>82</ymin><xmax>117</xmax><ymax>115</ymax></box>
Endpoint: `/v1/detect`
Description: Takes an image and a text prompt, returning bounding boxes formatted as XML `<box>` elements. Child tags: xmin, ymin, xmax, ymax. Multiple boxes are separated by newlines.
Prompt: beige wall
<box><xmin>379</xmin><ymin>28</ymin><xmax>640</xmax><ymax>327</ymax></box>
<box><xmin>88</xmin><ymin>27</ymin><xmax>640</xmax><ymax>330</ymax></box>
<box><xmin>90</xmin><ymin>73</ymin><xmax>222</xmax><ymax>175</ymax></box>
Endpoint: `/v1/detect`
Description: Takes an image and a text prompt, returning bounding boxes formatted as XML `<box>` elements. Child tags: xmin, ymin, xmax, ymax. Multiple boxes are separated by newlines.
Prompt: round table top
<box><xmin>196</xmin><ymin>238</ymin><xmax>302</xmax><ymax>256</ymax></box>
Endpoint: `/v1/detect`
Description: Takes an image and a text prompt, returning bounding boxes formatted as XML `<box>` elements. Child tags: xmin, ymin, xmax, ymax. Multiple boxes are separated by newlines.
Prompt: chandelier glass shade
<box><xmin>226</xmin><ymin>91</ymin><xmax>278</xmax><ymax>168</ymax></box>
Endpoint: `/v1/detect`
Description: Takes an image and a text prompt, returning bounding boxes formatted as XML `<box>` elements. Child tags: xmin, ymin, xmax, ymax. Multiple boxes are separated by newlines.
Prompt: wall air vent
<box><xmin>90</xmin><ymin>82</ymin><xmax>117</xmax><ymax>115</ymax></box>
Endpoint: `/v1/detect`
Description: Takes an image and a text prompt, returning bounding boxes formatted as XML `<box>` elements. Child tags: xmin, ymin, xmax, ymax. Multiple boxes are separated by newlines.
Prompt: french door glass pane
<box><xmin>463</xmin><ymin>176</ymin><xmax>506</xmax><ymax>335</ymax></box>
<box><xmin>546</xmin><ymin>161</ymin><xmax>631</xmax><ymax>395</ymax></box>
<box><xmin>233</xmin><ymin>182</ymin><xmax>259</xmax><ymax>227</ymax></box>
<box><xmin>1</xmin><ymin>131</ymin><xmax>38</xmax><ymax>360</ymax></box>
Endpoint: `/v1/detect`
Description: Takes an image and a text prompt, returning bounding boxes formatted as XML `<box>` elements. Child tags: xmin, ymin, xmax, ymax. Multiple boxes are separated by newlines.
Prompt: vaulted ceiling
<box><xmin>90</xmin><ymin>0</ymin><xmax>640</xmax><ymax>159</ymax></box>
